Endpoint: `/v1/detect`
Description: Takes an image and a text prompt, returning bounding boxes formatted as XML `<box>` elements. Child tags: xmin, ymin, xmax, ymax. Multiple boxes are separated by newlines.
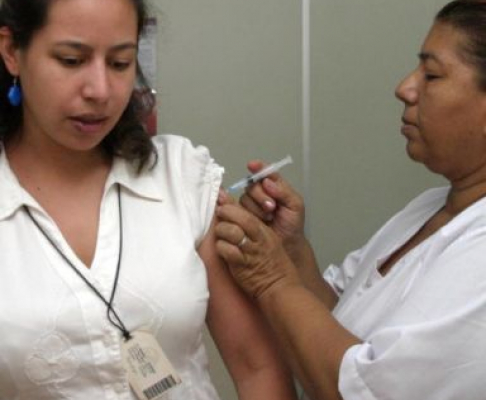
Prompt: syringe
<box><xmin>227</xmin><ymin>155</ymin><xmax>293</xmax><ymax>194</ymax></box>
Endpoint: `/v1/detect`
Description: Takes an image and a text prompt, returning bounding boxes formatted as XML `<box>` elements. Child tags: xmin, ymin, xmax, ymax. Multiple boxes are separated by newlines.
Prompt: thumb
<box><xmin>246</xmin><ymin>159</ymin><xmax>303</xmax><ymax>213</ymax></box>
<box><xmin>261</xmin><ymin>177</ymin><xmax>303</xmax><ymax>214</ymax></box>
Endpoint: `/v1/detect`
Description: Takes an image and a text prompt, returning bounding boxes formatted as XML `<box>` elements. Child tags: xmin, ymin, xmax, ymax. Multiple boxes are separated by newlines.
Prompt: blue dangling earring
<box><xmin>7</xmin><ymin>77</ymin><xmax>22</xmax><ymax>107</ymax></box>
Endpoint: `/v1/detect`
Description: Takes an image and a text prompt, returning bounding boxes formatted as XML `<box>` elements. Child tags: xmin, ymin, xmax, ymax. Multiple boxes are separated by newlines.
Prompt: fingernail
<box><xmin>218</xmin><ymin>188</ymin><xmax>227</xmax><ymax>204</ymax></box>
<box><xmin>264</xmin><ymin>200</ymin><xmax>275</xmax><ymax>211</ymax></box>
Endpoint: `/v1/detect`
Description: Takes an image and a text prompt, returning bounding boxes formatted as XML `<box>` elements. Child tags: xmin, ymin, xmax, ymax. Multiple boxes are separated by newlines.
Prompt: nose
<box><xmin>82</xmin><ymin>61</ymin><xmax>110</xmax><ymax>103</ymax></box>
<box><xmin>395</xmin><ymin>69</ymin><xmax>418</xmax><ymax>105</ymax></box>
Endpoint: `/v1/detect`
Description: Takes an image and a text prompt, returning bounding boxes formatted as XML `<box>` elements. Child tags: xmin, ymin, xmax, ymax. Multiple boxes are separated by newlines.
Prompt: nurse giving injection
<box><xmin>216</xmin><ymin>2</ymin><xmax>486</xmax><ymax>399</ymax></box>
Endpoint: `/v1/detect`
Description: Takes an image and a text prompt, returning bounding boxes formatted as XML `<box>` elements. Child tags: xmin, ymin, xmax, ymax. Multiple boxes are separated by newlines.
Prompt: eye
<box><xmin>57</xmin><ymin>56</ymin><xmax>85</xmax><ymax>67</ymax></box>
<box><xmin>109</xmin><ymin>59</ymin><xmax>133</xmax><ymax>71</ymax></box>
<box><xmin>422</xmin><ymin>68</ymin><xmax>441</xmax><ymax>82</ymax></box>
<box><xmin>424</xmin><ymin>71</ymin><xmax>440</xmax><ymax>81</ymax></box>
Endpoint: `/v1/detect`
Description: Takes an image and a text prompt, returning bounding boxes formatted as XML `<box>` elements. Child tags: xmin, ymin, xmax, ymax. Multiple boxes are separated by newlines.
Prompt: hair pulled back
<box><xmin>436</xmin><ymin>0</ymin><xmax>486</xmax><ymax>91</ymax></box>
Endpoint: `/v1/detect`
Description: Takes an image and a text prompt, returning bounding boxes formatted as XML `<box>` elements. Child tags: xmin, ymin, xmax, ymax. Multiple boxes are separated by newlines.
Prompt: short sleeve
<box><xmin>336</xmin><ymin>229</ymin><xmax>486</xmax><ymax>400</ymax></box>
<box><xmin>152</xmin><ymin>135</ymin><xmax>224</xmax><ymax>245</ymax></box>
<box><xmin>338</xmin><ymin>307</ymin><xmax>486</xmax><ymax>400</ymax></box>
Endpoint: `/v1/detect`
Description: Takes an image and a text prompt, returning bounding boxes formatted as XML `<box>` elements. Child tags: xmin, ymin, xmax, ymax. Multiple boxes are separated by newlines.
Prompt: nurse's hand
<box><xmin>215</xmin><ymin>202</ymin><xmax>301</xmax><ymax>300</ymax></box>
<box><xmin>238</xmin><ymin>160</ymin><xmax>306</xmax><ymax>260</ymax></box>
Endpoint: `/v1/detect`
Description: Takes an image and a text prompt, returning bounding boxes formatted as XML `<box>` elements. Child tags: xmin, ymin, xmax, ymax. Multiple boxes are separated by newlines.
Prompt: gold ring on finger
<box><xmin>237</xmin><ymin>235</ymin><xmax>248</xmax><ymax>248</ymax></box>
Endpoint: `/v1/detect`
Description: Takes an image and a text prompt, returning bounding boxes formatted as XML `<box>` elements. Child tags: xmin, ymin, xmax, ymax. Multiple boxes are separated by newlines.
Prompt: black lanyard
<box><xmin>23</xmin><ymin>183</ymin><xmax>132</xmax><ymax>340</ymax></box>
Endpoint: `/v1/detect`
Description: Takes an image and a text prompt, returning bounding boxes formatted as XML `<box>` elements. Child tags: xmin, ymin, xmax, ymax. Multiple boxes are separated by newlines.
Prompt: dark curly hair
<box><xmin>0</xmin><ymin>0</ymin><xmax>156</xmax><ymax>171</ymax></box>
<box><xmin>436</xmin><ymin>0</ymin><xmax>486</xmax><ymax>91</ymax></box>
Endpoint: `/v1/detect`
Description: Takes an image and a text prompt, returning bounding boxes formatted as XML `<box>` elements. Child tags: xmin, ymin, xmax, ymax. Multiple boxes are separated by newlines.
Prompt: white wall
<box><xmin>149</xmin><ymin>1</ymin><xmax>449</xmax><ymax>399</ymax></box>
<box><xmin>151</xmin><ymin>0</ymin><xmax>303</xmax><ymax>190</ymax></box>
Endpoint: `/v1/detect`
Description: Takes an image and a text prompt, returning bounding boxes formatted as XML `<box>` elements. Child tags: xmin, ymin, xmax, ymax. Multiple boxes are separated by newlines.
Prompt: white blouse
<box><xmin>323</xmin><ymin>187</ymin><xmax>486</xmax><ymax>400</ymax></box>
<box><xmin>0</xmin><ymin>135</ymin><xmax>224</xmax><ymax>400</ymax></box>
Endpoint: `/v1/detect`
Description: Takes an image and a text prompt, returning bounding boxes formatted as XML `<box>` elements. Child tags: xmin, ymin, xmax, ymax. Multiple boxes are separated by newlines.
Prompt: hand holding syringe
<box><xmin>226</xmin><ymin>155</ymin><xmax>293</xmax><ymax>194</ymax></box>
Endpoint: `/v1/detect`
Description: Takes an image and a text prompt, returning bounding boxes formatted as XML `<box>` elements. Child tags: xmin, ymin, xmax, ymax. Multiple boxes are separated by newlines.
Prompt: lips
<box><xmin>400</xmin><ymin>117</ymin><xmax>419</xmax><ymax>138</ymax></box>
<box><xmin>401</xmin><ymin>116</ymin><xmax>417</xmax><ymax>127</ymax></box>
<box><xmin>70</xmin><ymin>114</ymin><xmax>109</xmax><ymax>134</ymax></box>
<box><xmin>71</xmin><ymin>114</ymin><xmax>108</xmax><ymax>123</ymax></box>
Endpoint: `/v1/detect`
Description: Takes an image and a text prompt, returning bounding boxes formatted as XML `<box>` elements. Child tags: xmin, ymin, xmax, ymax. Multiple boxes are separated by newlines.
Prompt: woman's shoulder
<box><xmin>151</xmin><ymin>133</ymin><xmax>194</xmax><ymax>149</ymax></box>
<box><xmin>151</xmin><ymin>133</ymin><xmax>206</xmax><ymax>154</ymax></box>
<box><xmin>148</xmin><ymin>134</ymin><xmax>223</xmax><ymax>242</ymax></box>
<box><xmin>149</xmin><ymin>133</ymin><xmax>223</xmax><ymax>177</ymax></box>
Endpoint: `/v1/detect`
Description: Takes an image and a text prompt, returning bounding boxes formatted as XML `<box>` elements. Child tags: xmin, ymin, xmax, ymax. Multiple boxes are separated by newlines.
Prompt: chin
<box><xmin>406</xmin><ymin>145</ymin><xmax>420</xmax><ymax>162</ymax></box>
<box><xmin>64</xmin><ymin>136</ymin><xmax>106</xmax><ymax>154</ymax></box>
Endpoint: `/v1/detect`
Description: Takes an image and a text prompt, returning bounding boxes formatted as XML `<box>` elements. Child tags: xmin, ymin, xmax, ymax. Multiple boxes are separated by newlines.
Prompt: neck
<box><xmin>5</xmin><ymin>133</ymin><xmax>112</xmax><ymax>193</ymax></box>
<box><xmin>445</xmin><ymin>179</ymin><xmax>486</xmax><ymax>217</ymax></box>
<box><xmin>6</xmin><ymin>132</ymin><xmax>111</xmax><ymax>181</ymax></box>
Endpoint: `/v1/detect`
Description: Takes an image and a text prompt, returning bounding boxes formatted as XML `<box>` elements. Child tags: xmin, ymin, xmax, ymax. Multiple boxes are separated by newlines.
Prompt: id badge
<box><xmin>121</xmin><ymin>330</ymin><xmax>182</xmax><ymax>400</ymax></box>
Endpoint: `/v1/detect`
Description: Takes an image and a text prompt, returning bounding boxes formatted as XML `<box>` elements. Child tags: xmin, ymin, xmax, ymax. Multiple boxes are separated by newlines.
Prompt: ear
<box><xmin>0</xmin><ymin>27</ymin><xmax>20</xmax><ymax>76</ymax></box>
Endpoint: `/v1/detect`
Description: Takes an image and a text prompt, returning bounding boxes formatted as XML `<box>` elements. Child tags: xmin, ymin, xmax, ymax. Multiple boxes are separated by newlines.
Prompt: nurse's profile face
<box><xmin>395</xmin><ymin>22</ymin><xmax>486</xmax><ymax>183</ymax></box>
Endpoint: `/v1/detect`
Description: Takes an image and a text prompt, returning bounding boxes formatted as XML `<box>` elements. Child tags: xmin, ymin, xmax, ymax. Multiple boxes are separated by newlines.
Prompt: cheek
<box><xmin>21</xmin><ymin>67</ymin><xmax>75</xmax><ymax>114</ymax></box>
<box><xmin>114</xmin><ymin>76</ymin><xmax>136</xmax><ymax>108</ymax></box>
<box><xmin>419</xmin><ymin>93</ymin><xmax>476</xmax><ymax>136</ymax></box>
<box><xmin>22</xmin><ymin>80</ymin><xmax>66</xmax><ymax>118</ymax></box>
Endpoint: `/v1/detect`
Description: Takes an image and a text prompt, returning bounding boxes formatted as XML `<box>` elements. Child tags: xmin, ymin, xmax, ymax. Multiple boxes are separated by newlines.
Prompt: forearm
<box><xmin>256</xmin><ymin>283</ymin><xmax>360</xmax><ymax>400</ymax></box>
<box><xmin>202</xmin><ymin>223</ymin><xmax>298</xmax><ymax>400</ymax></box>
<box><xmin>234</xmin><ymin>363</ymin><xmax>297</xmax><ymax>400</ymax></box>
<box><xmin>286</xmin><ymin>237</ymin><xmax>338</xmax><ymax>309</ymax></box>
<box><xmin>215</xmin><ymin>307</ymin><xmax>298</xmax><ymax>400</ymax></box>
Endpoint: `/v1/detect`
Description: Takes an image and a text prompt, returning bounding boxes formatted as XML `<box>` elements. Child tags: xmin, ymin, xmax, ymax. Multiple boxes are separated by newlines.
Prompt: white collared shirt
<box><xmin>0</xmin><ymin>135</ymin><xmax>224</xmax><ymax>400</ymax></box>
<box><xmin>323</xmin><ymin>187</ymin><xmax>486</xmax><ymax>400</ymax></box>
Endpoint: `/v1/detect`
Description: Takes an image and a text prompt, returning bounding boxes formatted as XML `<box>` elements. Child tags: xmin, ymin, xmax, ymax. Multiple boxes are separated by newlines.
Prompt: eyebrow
<box><xmin>418</xmin><ymin>51</ymin><xmax>443</xmax><ymax>65</ymax></box>
<box><xmin>53</xmin><ymin>41</ymin><xmax>138</xmax><ymax>52</ymax></box>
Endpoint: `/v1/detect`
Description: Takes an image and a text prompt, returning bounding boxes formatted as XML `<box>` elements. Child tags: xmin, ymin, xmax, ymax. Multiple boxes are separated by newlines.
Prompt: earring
<box><xmin>7</xmin><ymin>77</ymin><xmax>22</xmax><ymax>107</ymax></box>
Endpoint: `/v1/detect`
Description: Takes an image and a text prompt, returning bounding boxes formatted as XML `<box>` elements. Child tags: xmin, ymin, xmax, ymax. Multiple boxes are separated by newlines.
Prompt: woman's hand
<box><xmin>215</xmin><ymin>201</ymin><xmax>301</xmax><ymax>301</ymax></box>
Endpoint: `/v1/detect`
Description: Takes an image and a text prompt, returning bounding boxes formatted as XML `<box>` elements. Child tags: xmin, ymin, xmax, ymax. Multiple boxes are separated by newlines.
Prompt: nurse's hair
<box><xmin>436</xmin><ymin>0</ymin><xmax>486</xmax><ymax>91</ymax></box>
<box><xmin>0</xmin><ymin>0</ymin><xmax>156</xmax><ymax>171</ymax></box>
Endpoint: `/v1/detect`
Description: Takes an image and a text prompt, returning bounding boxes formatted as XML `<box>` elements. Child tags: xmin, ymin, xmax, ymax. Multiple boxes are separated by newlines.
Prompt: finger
<box><xmin>246</xmin><ymin>159</ymin><xmax>302</xmax><ymax>213</ymax></box>
<box><xmin>247</xmin><ymin>160</ymin><xmax>277</xmax><ymax>180</ymax></box>
<box><xmin>247</xmin><ymin>160</ymin><xmax>283</xmax><ymax>188</ymax></box>
<box><xmin>215</xmin><ymin>240</ymin><xmax>247</xmax><ymax>267</ymax></box>
<box><xmin>244</xmin><ymin>160</ymin><xmax>278</xmax><ymax>212</ymax></box>
<box><xmin>216</xmin><ymin>204</ymin><xmax>263</xmax><ymax>242</ymax></box>
<box><xmin>214</xmin><ymin>220</ymin><xmax>247</xmax><ymax>246</ymax></box>
<box><xmin>260</xmin><ymin>175</ymin><xmax>304</xmax><ymax>214</ymax></box>
<box><xmin>244</xmin><ymin>184</ymin><xmax>277</xmax><ymax>213</ymax></box>
<box><xmin>217</xmin><ymin>187</ymin><xmax>237</xmax><ymax>206</ymax></box>
<box><xmin>239</xmin><ymin>192</ymin><xmax>274</xmax><ymax>222</ymax></box>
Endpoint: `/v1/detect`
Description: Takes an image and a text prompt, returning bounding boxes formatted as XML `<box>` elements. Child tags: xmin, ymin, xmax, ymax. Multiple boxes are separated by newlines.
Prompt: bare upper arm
<box><xmin>198</xmin><ymin>218</ymin><xmax>288</xmax><ymax>379</ymax></box>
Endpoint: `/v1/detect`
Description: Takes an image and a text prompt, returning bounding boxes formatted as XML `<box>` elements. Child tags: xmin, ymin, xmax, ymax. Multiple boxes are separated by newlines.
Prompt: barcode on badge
<box><xmin>143</xmin><ymin>375</ymin><xmax>178</xmax><ymax>399</ymax></box>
